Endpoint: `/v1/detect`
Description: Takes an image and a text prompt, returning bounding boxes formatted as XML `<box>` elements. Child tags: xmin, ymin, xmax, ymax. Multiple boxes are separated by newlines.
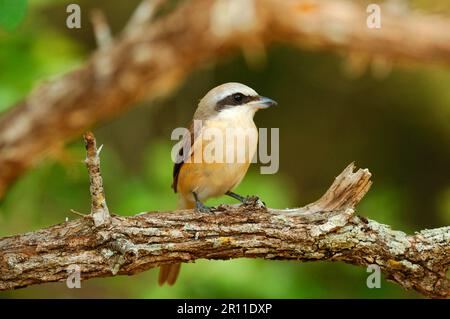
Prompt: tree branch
<box><xmin>0</xmin><ymin>158</ymin><xmax>448</xmax><ymax>297</ymax></box>
<box><xmin>1</xmin><ymin>0</ymin><xmax>450</xmax><ymax>197</ymax></box>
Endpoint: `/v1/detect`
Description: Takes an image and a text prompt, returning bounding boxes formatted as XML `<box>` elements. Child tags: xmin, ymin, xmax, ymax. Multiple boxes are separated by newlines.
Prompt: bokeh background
<box><xmin>1</xmin><ymin>0</ymin><xmax>449</xmax><ymax>298</ymax></box>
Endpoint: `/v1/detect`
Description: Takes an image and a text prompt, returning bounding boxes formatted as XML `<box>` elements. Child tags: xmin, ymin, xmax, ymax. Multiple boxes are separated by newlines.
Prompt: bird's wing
<box><xmin>172</xmin><ymin>121</ymin><xmax>201</xmax><ymax>193</ymax></box>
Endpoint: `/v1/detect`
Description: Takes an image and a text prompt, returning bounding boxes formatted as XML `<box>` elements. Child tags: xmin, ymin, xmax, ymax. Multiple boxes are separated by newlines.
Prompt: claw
<box><xmin>193</xmin><ymin>192</ymin><xmax>214</xmax><ymax>213</ymax></box>
<box><xmin>243</xmin><ymin>195</ymin><xmax>266</xmax><ymax>208</ymax></box>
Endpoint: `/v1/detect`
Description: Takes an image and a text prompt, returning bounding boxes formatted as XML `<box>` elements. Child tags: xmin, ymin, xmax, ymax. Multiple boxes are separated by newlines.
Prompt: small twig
<box><xmin>69</xmin><ymin>209</ymin><xmax>88</xmax><ymax>217</ymax></box>
<box><xmin>90</xmin><ymin>9</ymin><xmax>112</xmax><ymax>48</ymax></box>
<box><xmin>83</xmin><ymin>131</ymin><xmax>110</xmax><ymax>227</ymax></box>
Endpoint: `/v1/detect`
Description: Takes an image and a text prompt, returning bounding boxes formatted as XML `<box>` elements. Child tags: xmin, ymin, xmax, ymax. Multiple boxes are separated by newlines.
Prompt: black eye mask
<box><xmin>215</xmin><ymin>93</ymin><xmax>259</xmax><ymax>111</ymax></box>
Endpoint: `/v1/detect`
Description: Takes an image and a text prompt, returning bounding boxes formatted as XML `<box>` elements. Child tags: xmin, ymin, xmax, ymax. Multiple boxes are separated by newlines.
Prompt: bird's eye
<box><xmin>233</xmin><ymin>93</ymin><xmax>244</xmax><ymax>103</ymax></box>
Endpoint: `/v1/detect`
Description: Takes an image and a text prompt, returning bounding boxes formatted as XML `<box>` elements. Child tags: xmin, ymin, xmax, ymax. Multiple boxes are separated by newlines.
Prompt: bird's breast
<box><xmin>177</xmin><ymin>116</ymin><xmax>258</xmax><ymax>201</ymax></box>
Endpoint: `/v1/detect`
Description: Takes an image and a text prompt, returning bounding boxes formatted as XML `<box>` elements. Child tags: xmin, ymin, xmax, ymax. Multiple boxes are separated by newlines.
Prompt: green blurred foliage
<box><xmin>0</xmin><ymin>0</ymin><xmax>27</xmax><ymax>31</ymax></box>
<box><xmin>0</xmin><ymin>0</ymin><xmax>449</xmax><ymax>298</ymax></box>
<box><xmin>0</xmin><ymin>0</ymin><xmax>84</xmax><ymax>112</ymax></box>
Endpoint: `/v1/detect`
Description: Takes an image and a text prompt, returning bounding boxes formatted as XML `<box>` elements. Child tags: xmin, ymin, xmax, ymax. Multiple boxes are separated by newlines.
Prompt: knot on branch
<box><xmin>0</xmin><ymin>159</ymin><xmax>448</xmax><ymax>299</ymax></box>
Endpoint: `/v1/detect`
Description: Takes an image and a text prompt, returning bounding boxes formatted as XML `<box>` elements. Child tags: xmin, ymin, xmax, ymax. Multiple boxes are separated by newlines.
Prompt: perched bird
<box><xmin>158</xmin><ymin>82</ymin><xmax>277</xmax><ymax>286</ymax></box>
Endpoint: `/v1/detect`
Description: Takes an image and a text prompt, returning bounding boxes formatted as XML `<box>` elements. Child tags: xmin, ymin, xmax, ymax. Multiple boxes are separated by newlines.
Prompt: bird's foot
<box><xmin>195</xmin><ymin>201</ymin><xmax>214</xmax><ymax>213</ymax></box>
<box><xmin>225</xmin><ymin>191</ymin><xmax>266</xmax><ymax>208</ymax></box>
<box><xmin>242</xmin><ymin>195</ymin><xmax>266</xmax><ymax>208</ymax></box>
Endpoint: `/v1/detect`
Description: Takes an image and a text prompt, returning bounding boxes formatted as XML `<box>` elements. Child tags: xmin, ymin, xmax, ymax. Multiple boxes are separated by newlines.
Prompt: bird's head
<box><xmin>194</xmin><ymin>82</ymin><xmax>277</xmax><ymax>120</ymax></box>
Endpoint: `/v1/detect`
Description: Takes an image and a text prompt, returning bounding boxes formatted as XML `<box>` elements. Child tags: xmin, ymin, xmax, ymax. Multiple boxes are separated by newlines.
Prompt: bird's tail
<box><xmin>158</xmin><ymin>196</ymin><xmax>195</xmax><ymax>286</ymax></box>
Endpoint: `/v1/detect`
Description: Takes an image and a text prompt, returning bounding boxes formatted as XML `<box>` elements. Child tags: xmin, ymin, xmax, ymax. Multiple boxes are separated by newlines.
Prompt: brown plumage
<box><xmin>158</xmin><ymin>83</ymin><xmax>276</xmax><ymax>286</ymax></box>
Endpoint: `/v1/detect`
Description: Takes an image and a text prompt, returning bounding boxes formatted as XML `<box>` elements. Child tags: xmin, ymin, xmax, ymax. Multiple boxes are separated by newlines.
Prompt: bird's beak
<box><xmin>250</xmin><ymin>96</ymin><xmax>278</xmax><ymax>109</ymax></box>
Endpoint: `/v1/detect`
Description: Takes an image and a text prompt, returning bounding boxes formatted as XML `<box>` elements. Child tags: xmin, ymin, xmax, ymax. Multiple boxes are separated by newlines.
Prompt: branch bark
<box><xmin>0</xmin><ymin>163</ymin><xmax>448</xmax><ymax>298</ymax></box>
<box><xmin>1</xmin><ymin>0</ymin><xmax>450</xmax><ymax>197</ymax></box>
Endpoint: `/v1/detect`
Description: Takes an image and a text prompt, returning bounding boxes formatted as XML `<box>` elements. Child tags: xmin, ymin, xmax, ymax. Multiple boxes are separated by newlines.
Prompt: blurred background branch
<box><xmin>1</xmin><ymin>0</ymin><xmax>450</xmax><ymax>199</ymax></box>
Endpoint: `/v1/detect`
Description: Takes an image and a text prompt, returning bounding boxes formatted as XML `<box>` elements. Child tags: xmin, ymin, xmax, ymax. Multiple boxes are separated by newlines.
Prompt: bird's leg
<box><xmin>225</xmin><ymin>191</ymin><xmax>246</xmax><ymax>202</ymax></box>
<box><xmin>226</xmin><ymin>191</ymin><xmax>266</xmax><ymax>208</ymax></box>
<box><xmin>193</xmin><ymin>192</ymin><xmax>213</xmax><ymax>213</ymax></box>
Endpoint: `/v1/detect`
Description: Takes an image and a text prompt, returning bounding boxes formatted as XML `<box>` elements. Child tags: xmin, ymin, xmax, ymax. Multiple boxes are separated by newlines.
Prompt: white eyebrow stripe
<box><xmin>212</xmin><ymin>85</ymin><xmax>258</xmax><ymax>102</ymax></box>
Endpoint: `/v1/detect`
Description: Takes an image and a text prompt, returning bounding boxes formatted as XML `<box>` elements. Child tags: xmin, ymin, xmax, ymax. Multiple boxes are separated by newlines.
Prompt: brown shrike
<box><xmin>158</xmin><ymin>82</ymin><xmax>277</xmax><ymax>286</ymax></box>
